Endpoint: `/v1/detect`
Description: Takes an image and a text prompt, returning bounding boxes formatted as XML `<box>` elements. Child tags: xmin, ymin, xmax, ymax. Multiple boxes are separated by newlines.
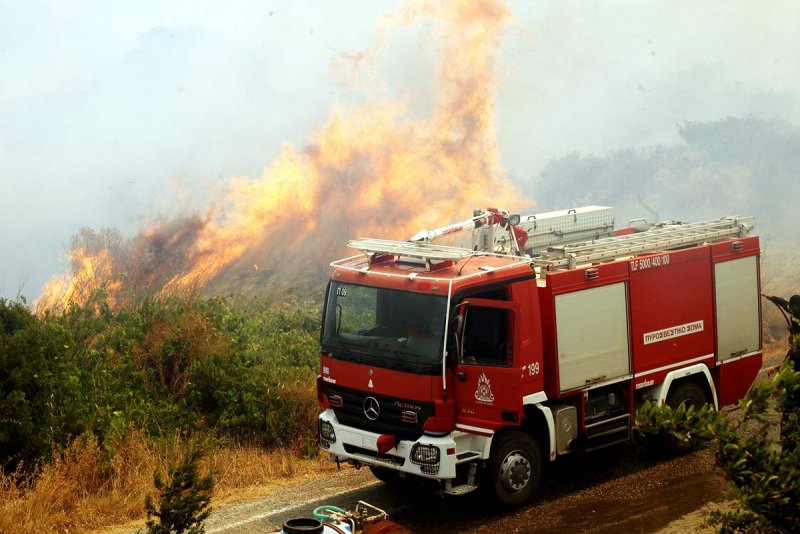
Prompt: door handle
<box><xmin>456</xmin><ymin>371</ymin><xmax>467</xmax><ymax>381</ymax></box>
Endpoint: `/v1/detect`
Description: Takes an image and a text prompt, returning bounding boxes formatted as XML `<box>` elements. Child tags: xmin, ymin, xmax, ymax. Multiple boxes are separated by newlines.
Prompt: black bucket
<box><xmin>281</xmin><ymin>517</ymin><xmax>324</xmax><ymax>534</ymax></box>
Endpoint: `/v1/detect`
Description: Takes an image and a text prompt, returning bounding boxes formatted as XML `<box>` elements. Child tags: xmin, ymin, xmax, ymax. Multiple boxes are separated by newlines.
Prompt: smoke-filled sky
<box><xmin>1</xmin><ymin>0</ymin><xmax>799</xmax><ymax>300</ymax></box>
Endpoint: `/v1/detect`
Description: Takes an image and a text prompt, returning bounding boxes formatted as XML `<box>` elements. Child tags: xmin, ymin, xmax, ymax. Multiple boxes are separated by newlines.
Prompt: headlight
<box><xmin>410</xmin><ymin>443</ymin><xmax>440</xmax><ymax>474</ymax></box>
<box><xmin>319</xmin><ymin>419</ymin><xmax>336</xmax><ymax>448</ymax></box>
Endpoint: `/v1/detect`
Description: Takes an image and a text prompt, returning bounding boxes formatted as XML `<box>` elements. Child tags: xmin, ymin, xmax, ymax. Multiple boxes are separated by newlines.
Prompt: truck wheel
<box><xmin>667</xmin><ymin>381</ymin><xmax>707</xmax><ymax>411</ymax></box>
<box><xmin>666</xmin><ymin>381</ymin><xmax>709</xmax><ymax>453</ymax></box>
<box><xmin>486</xmin><ymin>430</ymin><xmax>542</xmax><ymax>506</ymax></box>
<box><xmin>369</xmin><ymin>465</ymin><xmax>408</xmax><ymax>486</ymax></box>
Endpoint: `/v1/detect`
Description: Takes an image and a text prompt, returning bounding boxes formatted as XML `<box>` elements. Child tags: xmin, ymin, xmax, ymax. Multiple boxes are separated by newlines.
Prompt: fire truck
<box><xmin>317</xmin><ymin>210</ymin><xmax>762</xmax><ymax>505</ymax></box>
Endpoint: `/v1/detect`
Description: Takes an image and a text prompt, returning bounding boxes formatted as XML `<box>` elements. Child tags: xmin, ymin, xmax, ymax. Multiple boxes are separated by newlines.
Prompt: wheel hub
<box><xmin>499</xmin><ymin>450</ymin><xmax>532</xmax><ymax>492</ymax></box>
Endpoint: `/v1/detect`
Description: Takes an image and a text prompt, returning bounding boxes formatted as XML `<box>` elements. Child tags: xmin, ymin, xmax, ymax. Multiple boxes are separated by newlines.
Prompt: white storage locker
<box><xmin>555</xmin><ymin>282</ymin><xmax>631</xmax><ymax>391</ymax></box>
<box><xmin>715</xmin><ymin>256</ymin><xmax>760</xmax><ymax>360</ymax></box>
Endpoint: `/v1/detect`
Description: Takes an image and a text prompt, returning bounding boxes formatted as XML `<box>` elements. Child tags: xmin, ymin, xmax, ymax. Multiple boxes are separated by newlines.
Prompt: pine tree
<box><xmin>144</xmin><ymin>444</ymin><xmax>214</xmax><ymax>534</ymax></box>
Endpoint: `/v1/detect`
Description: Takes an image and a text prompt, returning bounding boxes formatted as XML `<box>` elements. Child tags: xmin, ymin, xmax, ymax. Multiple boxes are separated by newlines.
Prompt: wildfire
<box><xmin>36</xmin><ymin>247</ymin><xmax>119</xmax><ymax>314</ymax></box>
<box><xmin>36</xmin><ymin>0</ymin><xmax>528</xmax><ymax>312</ymax></box>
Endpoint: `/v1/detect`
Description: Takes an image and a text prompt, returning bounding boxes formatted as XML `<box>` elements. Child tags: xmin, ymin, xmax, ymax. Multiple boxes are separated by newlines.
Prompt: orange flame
<box><xmin>36</xmin><ymin>247</ymin><xmax>120</xmax><ymax>314</ymax></box>
<box><xmin>37</xmin><ymin>0</ymin><xmax>529</xmax><ymax>312</ymax></box>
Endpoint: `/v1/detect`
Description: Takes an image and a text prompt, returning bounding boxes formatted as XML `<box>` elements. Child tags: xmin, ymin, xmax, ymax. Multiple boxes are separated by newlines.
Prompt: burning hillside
<box><xmin>36</xmin><ymin>0</ymin><xmax>528</xmax><ymax>313</ymax></box>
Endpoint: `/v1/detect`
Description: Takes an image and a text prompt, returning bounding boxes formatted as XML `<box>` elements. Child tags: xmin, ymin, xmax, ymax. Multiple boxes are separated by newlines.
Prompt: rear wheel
<box><xmin>666</xmin><ymin>381</ymin><xmax>710</xmax><ymax>453</ymax></box>
<box><xmin>486</xmin><ymin>430</ymin><xmax>542</xmax><ymax>506</ymax></box>
<box><xmin>667</xmin><ymin>381</ymin><xmax>707</xmax><ymax>411</ymax></box>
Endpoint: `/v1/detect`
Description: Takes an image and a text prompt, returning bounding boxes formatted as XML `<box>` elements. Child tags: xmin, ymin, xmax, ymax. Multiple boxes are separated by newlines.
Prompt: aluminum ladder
<box><xmin>532</xmin><ymin>216</ymin><xmax>754</xmax><ymax>271</ymax></box>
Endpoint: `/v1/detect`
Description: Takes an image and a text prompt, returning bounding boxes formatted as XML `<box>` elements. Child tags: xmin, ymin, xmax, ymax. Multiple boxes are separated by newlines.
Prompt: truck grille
<box><xmin>323</xmin><ymin>383</ymin><xmax>433</xmax><ymax>440</ymax></box>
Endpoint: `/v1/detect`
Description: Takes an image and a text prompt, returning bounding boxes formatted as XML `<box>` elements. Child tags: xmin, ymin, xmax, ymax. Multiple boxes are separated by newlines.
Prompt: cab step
<box><xmin>444</xmin><ymin>483</ymin><xmax>479</xmax><ymax>496</ymax></box>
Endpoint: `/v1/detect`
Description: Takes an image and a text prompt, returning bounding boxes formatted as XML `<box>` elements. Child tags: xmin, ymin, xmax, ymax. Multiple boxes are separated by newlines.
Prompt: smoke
<box><xmin>36</xmin><ymin>0</ymin><xmax>528</xmax><ymax>312</ymax></box>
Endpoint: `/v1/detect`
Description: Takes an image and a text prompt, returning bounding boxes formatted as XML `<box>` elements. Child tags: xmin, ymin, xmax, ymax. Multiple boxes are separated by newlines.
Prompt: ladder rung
<box><xmin>533</xmin><ymin>217</ymin><xmax>753</xmax><ymax>271</ymax></box>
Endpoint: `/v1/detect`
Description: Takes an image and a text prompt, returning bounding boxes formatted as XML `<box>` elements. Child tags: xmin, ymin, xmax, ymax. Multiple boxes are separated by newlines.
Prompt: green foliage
<box><xmin>635</xmin><ymin>397</ymin><xmax>716</xmax><ymax>452</ymax></box>
<box><xmin>704</xmin><ymin>508</ymin><xmax>778</xmax><ymax>534</ymax></box>
<box><xmin>635</xmin><ymin>364</ymin><xmax>800</xmax><ymax>533</ymax></box>
<box><xmin>0</xmin><ymin>300</ymin><xmax>88</xmax><ymax>461</ymax></box>
<box><xmin>144</xmin><ymin>443</ymin><xmax>214</xmax><ymax>534</ymax></box>
<box><xmin>0</xmin><ymin>295</ymin><xmax>323</xmax><ymax>468</ymax></box>
<box><xmin>708</xmin><ymin>364</ymin><xmax>800</xmax><ymax>533</ymax></box>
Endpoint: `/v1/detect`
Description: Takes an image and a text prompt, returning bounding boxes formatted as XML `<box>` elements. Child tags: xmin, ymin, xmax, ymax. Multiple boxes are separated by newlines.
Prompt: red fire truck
<box><xmin>317</xmin><ymin>214</ymin><xmax>762</xmax><ymax>505</ymax></box>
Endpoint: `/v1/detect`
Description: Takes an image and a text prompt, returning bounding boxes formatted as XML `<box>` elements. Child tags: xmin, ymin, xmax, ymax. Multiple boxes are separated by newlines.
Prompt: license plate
<box><xmin>361</xmin><ymin>436</ymin><xmax>377</xmax><ymax>450</ymax></box>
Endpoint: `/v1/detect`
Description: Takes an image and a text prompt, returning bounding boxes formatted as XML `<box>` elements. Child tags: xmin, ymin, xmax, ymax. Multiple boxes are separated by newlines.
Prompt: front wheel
<box><xmin>369</xmin><ymin>465</ymin><xmax>404</xmax><ymax>485</ymax></box>
<box><xmin>486</xmin><ymin>430</ymin><xmax>542</xmax><ymax>506</ymax></box>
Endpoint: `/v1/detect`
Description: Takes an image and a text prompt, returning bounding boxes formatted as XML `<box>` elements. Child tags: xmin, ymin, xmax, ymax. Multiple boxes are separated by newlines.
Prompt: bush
<box><xmin>635</xmin><ymin>363</ymin><xmax>800</xmax><ymax>533</ymax></box>
<box><xmin>0</xmin><ymin>301</ymin><xmax>88</xmax><ymax>462</ymax></box>
<box><xmin>1</xmin><ymin>295</ymin><xmax>323</xmax><ymax>468</ymax></box>
<box><xmin>635</xmin><ymin>397</ymin><xmax>716</xmax><ymax>453</ymax></box>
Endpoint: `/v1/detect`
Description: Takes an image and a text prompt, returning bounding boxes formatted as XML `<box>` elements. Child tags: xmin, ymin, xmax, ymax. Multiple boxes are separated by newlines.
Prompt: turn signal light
<box><xmin>316</xmin><ymin>377</ymin><xmax>329</xmax><ymax>409</ymax></box>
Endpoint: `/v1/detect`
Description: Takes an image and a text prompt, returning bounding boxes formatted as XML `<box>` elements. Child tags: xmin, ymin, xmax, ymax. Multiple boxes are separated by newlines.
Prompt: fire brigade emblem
<box><xmin>474</xmin><ymin>373</ymin><xmax>495</xmax><ymax>404</ymax></box>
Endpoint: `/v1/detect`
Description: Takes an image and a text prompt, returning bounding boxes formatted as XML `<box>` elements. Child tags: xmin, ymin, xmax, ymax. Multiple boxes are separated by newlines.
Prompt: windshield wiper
<box><xmin>322</xmin><ymin>340</ymin><xmax>372</xmax><ymax>361</ymax></box>
<box><xmin>392</xmin><ymin>348</ymin><xmax>422</xmax><ymax>361</ymax></box>
<box><xmin>388</xmin><ymin>361</ymin><xmax>414</xmax><ymax>372</ymax></box>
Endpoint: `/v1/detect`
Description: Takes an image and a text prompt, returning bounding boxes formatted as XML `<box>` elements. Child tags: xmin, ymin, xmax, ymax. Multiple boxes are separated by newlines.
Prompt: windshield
<box><xmin>322</xmin><ymin>282</ymin><xmax>447</xmax><ymax>370</ymax></box>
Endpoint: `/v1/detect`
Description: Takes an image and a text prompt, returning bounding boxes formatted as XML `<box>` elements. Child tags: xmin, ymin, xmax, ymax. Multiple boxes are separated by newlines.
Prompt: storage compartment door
<box><xmin>715</xmin><ymin>256</ymin><xmax>760</xmax><ymax>361</ymax></box>
<box><xmin>555</xmin><ymin>283</ymin><xmax>630</xmax><ymax>392</ymax></box>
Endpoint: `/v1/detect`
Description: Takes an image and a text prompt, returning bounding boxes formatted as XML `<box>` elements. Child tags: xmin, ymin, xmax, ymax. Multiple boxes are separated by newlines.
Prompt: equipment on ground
<box><xmin>278</xmin><ymin>501</ymin><xmax>410</xmax><ymax>534</ymax></box>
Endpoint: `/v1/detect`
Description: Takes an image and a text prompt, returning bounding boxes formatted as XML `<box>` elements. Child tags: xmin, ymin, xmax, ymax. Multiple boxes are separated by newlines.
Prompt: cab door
<box><xmin>453</xmin><ymin>298</ymin><xmax>522</xmax><ymax>432</ymax></box>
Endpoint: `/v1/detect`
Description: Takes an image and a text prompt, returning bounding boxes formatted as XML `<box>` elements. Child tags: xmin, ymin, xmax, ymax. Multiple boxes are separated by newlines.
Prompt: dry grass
<box><xmin>0</xmin><ymin>429</ymin><xmax>330</xmax><ymax>534</ymax></box>
<box><xmin>205</xmin><ymin>444</ymin><xmax>333</xmax><ymax>504</ymax></box>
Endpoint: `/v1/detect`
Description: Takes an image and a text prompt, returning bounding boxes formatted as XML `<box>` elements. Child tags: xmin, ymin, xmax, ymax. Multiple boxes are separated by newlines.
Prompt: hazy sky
<box><xmin>1</xmin><ymin>0</ymin><xmax>799</xmax><ymax>299</ymax></box>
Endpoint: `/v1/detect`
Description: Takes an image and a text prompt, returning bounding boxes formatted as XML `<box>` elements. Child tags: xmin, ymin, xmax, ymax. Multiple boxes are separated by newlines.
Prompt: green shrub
<box><xmin>0</xmin><ymin>302</ymin><xmax>88</xmax><ymax>462</ymax></box>
<box><xmin>1</xmin><ymin>294</ymin><xmax>324</xmax><ymax>468</ymax></box>
<box><xmin>635</xmin><ymin>363</ymin><xmax>800</xmax><ymax>533</ymax></box>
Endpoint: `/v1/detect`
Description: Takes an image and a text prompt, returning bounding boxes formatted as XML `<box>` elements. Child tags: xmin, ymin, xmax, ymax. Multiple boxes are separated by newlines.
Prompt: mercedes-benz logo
<box><xmin>363</xmin><ymin>396</ymin><xmax>381</xmax><ymax>421</ymax></box>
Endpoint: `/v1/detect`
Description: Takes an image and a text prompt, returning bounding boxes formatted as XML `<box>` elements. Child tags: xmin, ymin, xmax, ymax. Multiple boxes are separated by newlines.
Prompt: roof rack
<box><xmin>532</xmin><ymin>216</ymin><xmax>754</xmax><ymax>271</ymax></box>
<box><xmin>348</xmin><ymin>238</ymin><xmax>474</xmax><ymax>271</ymax></box>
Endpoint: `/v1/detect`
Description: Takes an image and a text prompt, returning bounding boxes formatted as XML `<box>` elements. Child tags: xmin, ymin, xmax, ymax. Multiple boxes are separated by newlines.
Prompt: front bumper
<box><xmin>318</xmin><ymin>409</ymin><xmax>459</xmax><ymax>479</ymax></box>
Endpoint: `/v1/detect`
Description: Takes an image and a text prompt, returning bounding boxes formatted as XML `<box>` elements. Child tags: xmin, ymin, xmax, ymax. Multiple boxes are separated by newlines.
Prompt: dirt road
<box><xmin>203</xmin><ymin>444</ymin><xmax>727</xmax><ymax>533</ymax></box>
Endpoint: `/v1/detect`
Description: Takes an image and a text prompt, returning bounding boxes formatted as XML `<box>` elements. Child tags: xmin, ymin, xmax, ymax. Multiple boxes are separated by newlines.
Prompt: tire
<box><xmin>665</xmin><ymin>381</ymin><xmax>709</xmax><ymax>453</ymax></box>
<box><xmin>486</xmin><ymin>430</ymin><xmax>542</xmax><ymax>507</ymax></box>
<box><xmin>369</xmin><ymin>465</ymin><xmax>403</xmax><ymax>485</ymax></box>
<box><xmin>666</xmin><ymin>381</ymin><xmax>707</xmax><ymax>411</ymax></box>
